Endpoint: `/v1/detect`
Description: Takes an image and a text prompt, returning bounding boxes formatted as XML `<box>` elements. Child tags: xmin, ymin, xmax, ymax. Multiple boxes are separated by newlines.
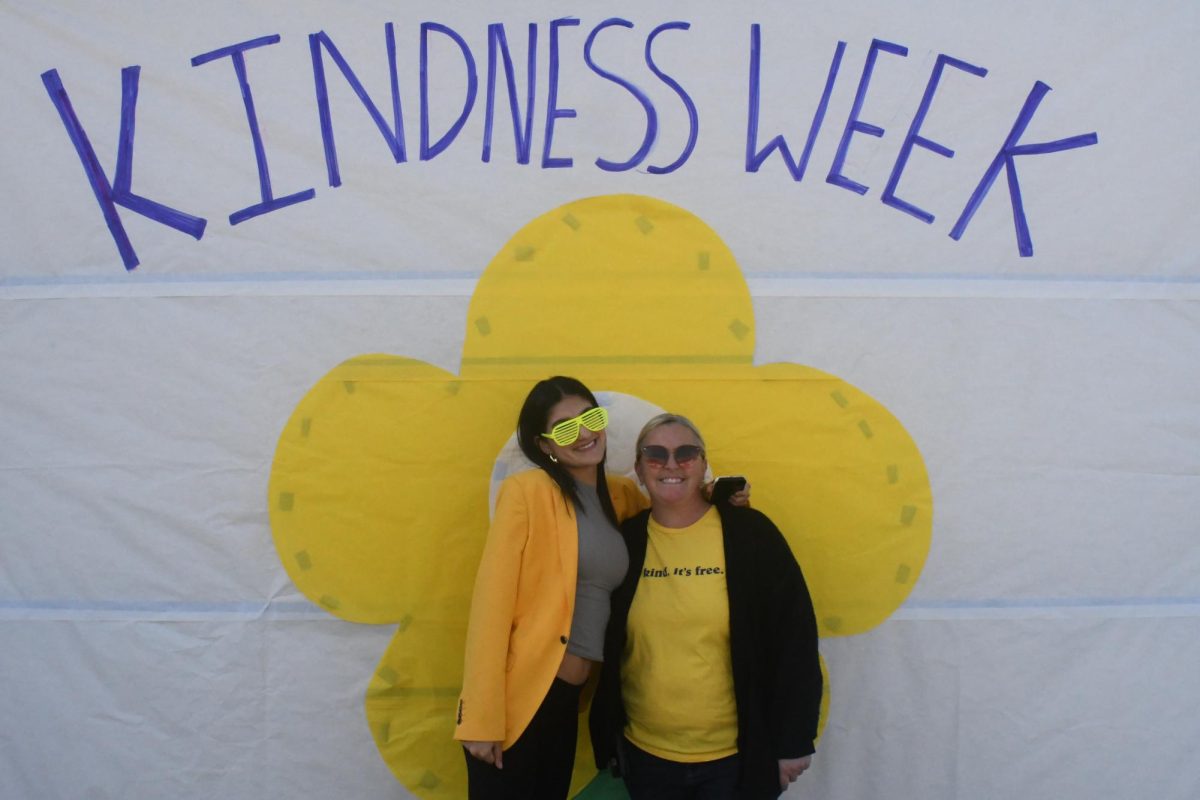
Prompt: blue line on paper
<box><xmin>5</xmin><ymin>270</ymin><xmax>1199</xmax><ymax>290</ymax></box>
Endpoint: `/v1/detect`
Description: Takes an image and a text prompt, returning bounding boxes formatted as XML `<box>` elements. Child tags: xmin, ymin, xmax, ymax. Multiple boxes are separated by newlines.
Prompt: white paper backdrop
<box><xmin>2</xmin><ymin>2</ymin><xmax>1198</xmax><ymax>799</ymax></box>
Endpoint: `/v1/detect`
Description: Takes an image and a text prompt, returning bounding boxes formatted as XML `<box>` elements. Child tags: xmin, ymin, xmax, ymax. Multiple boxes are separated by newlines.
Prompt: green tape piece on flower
<box><xmin>887</xmin><ymin>464</ymin><xmax>899</xmax><ymax>484</ymax></box>
<box><xmin>830</xmin><ymin>390</ymin><xmax>849</xmax><ymax>408</ymax></box>
<box><xmin>635</xmin><ymin>216</ymin><xmax>654</xmax><ymax>234</ymax></box>
<box><xmin>474</xmin><ymin>318</ymin><xmax>491</xmax><ymax>336</ymax></box>
<box><xmin>895</xmin><ymin>564</ymin><xmax>911</xmax><ymax>584</ymax></box>
<box><xmin>858</xmin><ymin>420</ymin><xmax>874</xmax><ymax>439</ymax></box>
<box><xmin>562</xmin><ymin>213</ymin><xmax>581</xmax><ymax>230</ymax></box>
<box><xmin>278</xmin><ymin>492</ymin><xmax>294</xmax><ymax>512</ymax></box>
<box><xmin>698</xmin><ymin>251</ymin><xmax>710</xmax><ymax>271</ymax></box>
<box><xmin>900</xmin><ymin>506</ymin><xmax>917</xmax><ymax>526</ymax></box>
<box><xmin>515</xmin><ymin>245</ymin><xmax>535</xmax><ymax>261</ymax></box>
<box><xmin>295</xmin><ymin>550</ymin><xmax>312</xmax><ymax>570</ymax></box>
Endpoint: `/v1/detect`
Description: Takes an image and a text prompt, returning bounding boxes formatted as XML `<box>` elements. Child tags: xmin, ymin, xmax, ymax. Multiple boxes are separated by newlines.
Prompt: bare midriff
<box><xmin>555</xmin><ymin>652</ymin><xmax>593</xmax><ymax>685</ymax></box>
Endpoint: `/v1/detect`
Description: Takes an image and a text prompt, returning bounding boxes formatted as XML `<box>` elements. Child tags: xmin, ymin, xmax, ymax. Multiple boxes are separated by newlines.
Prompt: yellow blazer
<box><xmin>455</xmin><ymin>468</ymin><xmax>648</xmax><ymax>747</ymax></box>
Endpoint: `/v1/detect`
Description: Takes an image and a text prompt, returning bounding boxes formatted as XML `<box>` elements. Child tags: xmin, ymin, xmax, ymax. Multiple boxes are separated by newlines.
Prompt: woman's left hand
<box><xmin>701</xmin><ymin>480</ymin><xmax>752</xmax><ymax>507</ymax></box>
<box><xmin>778</xmin><ymin>755</ymin><xmax>812</xmax><ymax>789</ymax></box>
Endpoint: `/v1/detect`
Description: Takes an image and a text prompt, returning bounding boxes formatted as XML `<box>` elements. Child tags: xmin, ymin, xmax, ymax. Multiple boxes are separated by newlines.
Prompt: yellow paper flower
<box><xmin>268</xmin><ymin>194</ymin><xmax>932</xmax><ymax>798</ymax></box>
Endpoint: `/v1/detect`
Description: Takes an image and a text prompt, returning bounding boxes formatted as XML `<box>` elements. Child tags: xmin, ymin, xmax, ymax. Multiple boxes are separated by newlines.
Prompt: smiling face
<box><xmin>538</xmin><ymin>394</ymin><xmax>607</xmax><ymax>483</ymax></box>
<box><xmin>635</xmin><ymin>422</ymin><xmax>708</xmax><ymax>510</ymax></box>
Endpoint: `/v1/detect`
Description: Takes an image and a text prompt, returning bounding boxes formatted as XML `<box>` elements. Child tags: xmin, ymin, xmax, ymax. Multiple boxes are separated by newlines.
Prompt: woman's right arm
<box><xmin>456</xmin><ymin>478</ymin><xmax>530</xmax><ymax>746</ymax></box>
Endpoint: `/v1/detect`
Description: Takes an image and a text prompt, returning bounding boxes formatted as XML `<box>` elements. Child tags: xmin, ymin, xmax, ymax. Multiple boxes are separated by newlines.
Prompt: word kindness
<box><xmin>40</xmin><ymin>18</ymin><xmax>1098</xmax><ymax>270</ymax></box>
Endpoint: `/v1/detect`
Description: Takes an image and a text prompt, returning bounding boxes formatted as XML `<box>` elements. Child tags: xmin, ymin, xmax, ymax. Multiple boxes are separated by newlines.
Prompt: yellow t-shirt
<box><xmin>621</xmin><ymin>506</ymin><xmax>738</xmax><ymax>762</ymax></box>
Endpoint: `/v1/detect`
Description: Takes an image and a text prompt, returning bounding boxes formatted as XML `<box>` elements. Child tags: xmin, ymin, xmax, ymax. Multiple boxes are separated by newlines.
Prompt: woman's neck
<box><xmin>650</xmin><ymin>497</ymin><xmax>710</xmax><ymax>529</ymax></box>
<box><xmin>566</xmin><ymin>464</ymin><xmax>597</xmax><ymax>487</ymax></box>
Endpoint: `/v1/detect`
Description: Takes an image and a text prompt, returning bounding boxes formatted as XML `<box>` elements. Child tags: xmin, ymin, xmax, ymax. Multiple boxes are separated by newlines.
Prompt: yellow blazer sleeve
<box><xmin>455</xmin><ymin>476</ymin><xmax>529</xmax><ymax>742</ymax></box>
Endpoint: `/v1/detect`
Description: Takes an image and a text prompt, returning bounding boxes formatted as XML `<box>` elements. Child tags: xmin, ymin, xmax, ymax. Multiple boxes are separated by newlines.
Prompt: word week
<box><xmin>40</xmin><ymin>18</ymin><xmax>1098</xmax><ymax>270</ymax></box>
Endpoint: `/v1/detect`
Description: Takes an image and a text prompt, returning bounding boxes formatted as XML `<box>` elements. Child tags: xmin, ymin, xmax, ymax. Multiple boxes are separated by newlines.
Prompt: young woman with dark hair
<box><xmin>453</xmin><ymin>376</ymin><xmax>647</xmax><ymax>799</ymax></box>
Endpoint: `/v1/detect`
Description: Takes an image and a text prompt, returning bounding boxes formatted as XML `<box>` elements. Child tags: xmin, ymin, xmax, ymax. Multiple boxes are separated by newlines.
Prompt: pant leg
<box><xmin>687</xmin><ymin>753</ymin><xmax>740</xmax><ymax>800</ymax></box>
<box><xmin>620</xmin><ymin>739</ymin><xmax>692</xmax><ymax>800</ymax></box>
<box><xmin>465</xmin><ymin>744</ymin><xmax>529</xmax><ymax>800</ymax></box>
<box><xmin>465</xmin><ymin>678</ymin><xmax>583</xmax><ymax>800</ymax></box>
<box><xmin>527</xmin><ymin>678</ymin><xmax>583</xmax><ymax>800</ymax></box>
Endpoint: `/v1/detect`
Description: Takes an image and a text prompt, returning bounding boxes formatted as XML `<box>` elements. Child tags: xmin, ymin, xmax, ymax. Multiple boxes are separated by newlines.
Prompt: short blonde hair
<box><xmin>634</xmin><ymin>413</ymin><xmax>707</xmax><ymax>459</ymax></box>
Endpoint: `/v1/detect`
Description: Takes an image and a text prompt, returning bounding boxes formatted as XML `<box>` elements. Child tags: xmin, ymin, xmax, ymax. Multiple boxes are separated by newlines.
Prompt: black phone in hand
<box><xmin>710</xmin><ymin>475</ymin><xmax>747</xmax><ymax>505</ymax></box>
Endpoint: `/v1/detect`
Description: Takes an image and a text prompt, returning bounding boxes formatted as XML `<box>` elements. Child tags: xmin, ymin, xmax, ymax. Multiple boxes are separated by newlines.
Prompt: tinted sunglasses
<box><xmin>639</xmin><ymin>444</ymin><xmax>704</xmax><ymax>468</ymax></box>
<box><xmin>542</xmin><ymin>406</ymin><xmax>609</xmax><ymax>446</ymax></box>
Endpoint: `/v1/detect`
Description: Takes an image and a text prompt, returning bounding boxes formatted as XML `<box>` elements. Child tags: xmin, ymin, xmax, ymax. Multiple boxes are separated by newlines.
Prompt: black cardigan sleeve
<box><xmin>758</xmin><ymin>513</ymin><xmax>823</xmax><ymax>758</ymax></box>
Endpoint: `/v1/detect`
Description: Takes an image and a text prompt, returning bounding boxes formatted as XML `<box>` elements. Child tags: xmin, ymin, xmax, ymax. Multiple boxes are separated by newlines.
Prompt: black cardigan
<box><xmin>589</xmin><ymin>504</ymin><xmax>822</xmax><ymax>799</ymax></box>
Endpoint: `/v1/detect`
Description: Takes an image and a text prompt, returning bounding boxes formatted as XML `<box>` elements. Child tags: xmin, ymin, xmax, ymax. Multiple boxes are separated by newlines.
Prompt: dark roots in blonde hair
<box><xmin>634</xmin><ymin>413</ymin><xmax>707</xmax><ymax>459</ymax></box>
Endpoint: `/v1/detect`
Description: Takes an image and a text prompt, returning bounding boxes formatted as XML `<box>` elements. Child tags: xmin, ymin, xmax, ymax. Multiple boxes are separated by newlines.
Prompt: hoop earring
<box><xmin>548</xmin><ymin>453</ymin><xmax>558</xmax><ymax>464</ymax></box>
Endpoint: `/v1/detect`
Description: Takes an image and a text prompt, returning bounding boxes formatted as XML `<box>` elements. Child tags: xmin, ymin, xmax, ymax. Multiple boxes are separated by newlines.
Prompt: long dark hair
<box><xmin>516</xmin><ymin>376</ymin><xmax>620</xmax><ymax>529</ymax></box>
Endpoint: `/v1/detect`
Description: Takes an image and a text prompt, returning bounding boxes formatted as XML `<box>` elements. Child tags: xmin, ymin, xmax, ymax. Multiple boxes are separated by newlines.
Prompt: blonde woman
<box><xmin>591</xmin><ymin>413</ymin><xmax>821</xmax><ymax>799</ymax></box>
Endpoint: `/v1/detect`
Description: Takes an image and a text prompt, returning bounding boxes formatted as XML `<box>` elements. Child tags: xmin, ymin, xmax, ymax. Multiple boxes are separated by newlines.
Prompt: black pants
<box><xmin>622</xmin><ymin>738</ymin><xmax>741</xmax><ymax>800</ymax></box>
<box><xmin>464</xmin><ymin>678</ymin><xmax>584</xmax><ymax>800</ymax></box>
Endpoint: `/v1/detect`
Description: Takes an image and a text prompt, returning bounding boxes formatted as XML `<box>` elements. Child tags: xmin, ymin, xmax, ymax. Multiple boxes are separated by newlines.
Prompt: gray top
<box><xmin>566</xmin><ymin>484</ymin><xmax>629</xmax><ymax>661</ymax></box>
